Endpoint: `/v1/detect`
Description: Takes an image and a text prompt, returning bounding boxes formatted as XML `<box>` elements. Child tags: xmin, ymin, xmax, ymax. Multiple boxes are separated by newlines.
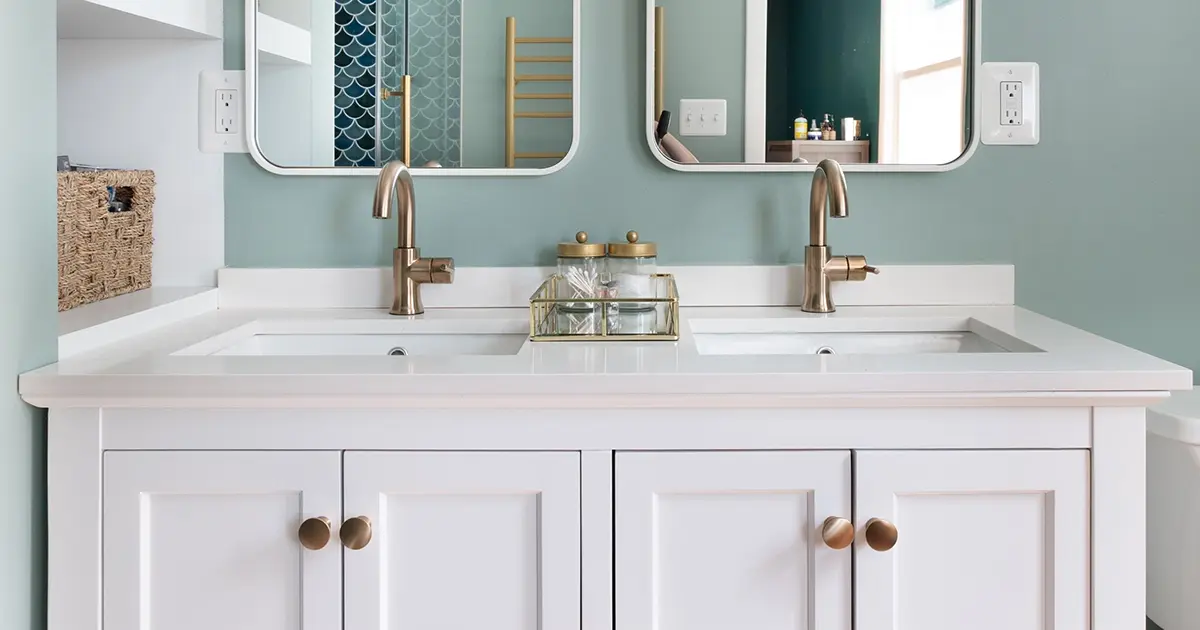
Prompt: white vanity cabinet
<box><xmin>342</xmin><ymin>451</ymin><xmax>581</xmax><ymax>630</ymax></box>
<box><xmin>101</xmin><ymin>450</ymin><xmax>581</xmax><ymax>630</ymax></box>
<box><xmin>103</xmin><ymin>451</ymin><xmax>345</xmax><ymax>630</ymax></box>
<box><xmin>615</xmin><ymin>451</ymin><xmax>854</xmax><ymax>630</ymax></box>
<box><xmin>614</xmin><ymin>450</ymin><xmax>1091</xmax><ymax>630</ymax></box>
<box><xmin>52</xmin><ymin>404</ymin><xmax>1147</xmax><ymax>630</ymax></box>
<box><xmin>853</xmin><ymin>450</ymin><xmax>1090</xmax><ymax>630</ymax></box>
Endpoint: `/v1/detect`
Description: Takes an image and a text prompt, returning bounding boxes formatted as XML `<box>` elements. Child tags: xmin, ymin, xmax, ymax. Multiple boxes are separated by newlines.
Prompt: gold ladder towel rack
<box><xmin>505</xmin><ymin>16</ymin><xmax>573</xmax><ymax>167</ymax></box>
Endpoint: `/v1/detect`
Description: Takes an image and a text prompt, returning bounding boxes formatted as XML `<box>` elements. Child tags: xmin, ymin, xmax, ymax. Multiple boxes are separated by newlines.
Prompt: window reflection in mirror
<box><xmin>253</xmin><ymin>0</ymin><xmax>575</xmax><ymax>171</ymax></box>
<box><xmin>650</xmin><ymin>0</ymin><xmax>972</xmax><ymax>168</ymax></box>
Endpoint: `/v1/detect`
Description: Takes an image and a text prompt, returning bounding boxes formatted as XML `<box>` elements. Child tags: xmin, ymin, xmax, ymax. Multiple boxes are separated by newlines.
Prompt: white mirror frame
<box><xmin>644</xmin><ymin>0</ymin><xmax>982</xmax><ymax>173</ymax></box>
<box><xmin>245</xmin><ymin>0</ymin><xmax>582</xmax><ymax>177</ymax></box>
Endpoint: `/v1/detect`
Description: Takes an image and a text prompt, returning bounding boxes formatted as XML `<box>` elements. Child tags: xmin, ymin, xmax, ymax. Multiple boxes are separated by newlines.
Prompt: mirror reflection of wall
<box><xmin>652</xmin><ymin>0</ymin><xmax>970</xmax><ymax>167</ymax></box>
<box><xmin>656</xmin><ymin>0</ymin><xmax>746</xmax><ymax>164</ymax></box>
<box><xmin>254</xmin><ymin>0</ymin><xmax>575</xmax><ymax>171</ymax></box>
<box><xmin>876</xmin><ymin>0</ymin><xmax>969</xmax><ymax>164</ymax></box>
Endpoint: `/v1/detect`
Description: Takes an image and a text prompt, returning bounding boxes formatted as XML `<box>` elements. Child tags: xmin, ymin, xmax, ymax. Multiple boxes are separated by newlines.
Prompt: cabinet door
<box><xmin>104</xmin><ymin>451</ymin><xmax>342</xmax><ymax>630</ymax></box>
<box><xmin>615</xmin><ymin>451</ymin><xmax>852</xmax><ymax>630</ymax></box>
<box><xmin>343</xmin><ymin>451</ymin><xmax>581</xmax><ymax>630</ymax></box>
<box><xmin>855</xmin><ymin>450</ymin><xmax>1089</xmax><ymax>630</ymax></box>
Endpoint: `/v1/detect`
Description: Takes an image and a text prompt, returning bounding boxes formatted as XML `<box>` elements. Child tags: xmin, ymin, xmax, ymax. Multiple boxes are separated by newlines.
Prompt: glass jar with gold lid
<box><xmin>556</xmin><ymin>231</ymin><xmax>607</xmax><ymax>311</ymax></box>
<box><xmin>607</xmin><ymin>231</ymin><xmax>658</xmax><ymax>311</ymax></box>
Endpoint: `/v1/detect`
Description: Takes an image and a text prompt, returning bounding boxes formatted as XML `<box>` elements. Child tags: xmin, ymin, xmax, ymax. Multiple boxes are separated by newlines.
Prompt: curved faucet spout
<box><xmin>369</xmin><ymin>161</ymin><xmax>454</xmax><ymax>316</ymax></box>
<box><xmin>801</xmin><ymin>158</ymin><xmax>874</xmax><ymax>313</ymax></box>
<box><xmin>372</xmin><ymin>161</ymin><xmax>416</xmax><ymax>249</ymax></box>
<box><xmin>809</xmin><ymin>158</ymin><xmax>849</xmax><ymax>247</ymax></box>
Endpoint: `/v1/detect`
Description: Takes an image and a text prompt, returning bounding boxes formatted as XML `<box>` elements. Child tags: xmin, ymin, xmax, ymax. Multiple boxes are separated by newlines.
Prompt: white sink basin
<box><xmin>173</xmin><ymin>317</ymin><xmax>530</xmax><ymax>357</ymax></box>
<box><xmin>689</xmin><ymin>316</ymin><xmax>1041</xmax><ymax>356</ymax></box>
<box><xmin>694</xmin><ymin>331</ymin><xmax>1009</xmax><ymax>355</ymax></box>
<box><xmin>209</xmin><ymin>333</ymin><xmax>527</xmax><ymax>357</ymax></box>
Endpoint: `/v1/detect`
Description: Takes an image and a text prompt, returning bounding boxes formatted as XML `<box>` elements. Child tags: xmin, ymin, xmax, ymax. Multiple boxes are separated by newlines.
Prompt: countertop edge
<box><xmin>19</xmin><ymin>392</ymin><xmax>1178</xmax><ymax>411</ymax></box>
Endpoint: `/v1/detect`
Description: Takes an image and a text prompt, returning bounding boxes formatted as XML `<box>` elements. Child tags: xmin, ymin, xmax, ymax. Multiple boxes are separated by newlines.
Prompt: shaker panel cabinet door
<box><xmin>343</xmin><ymin>451</ymin><xmax>582</xmax><ymax>630</ymax></box>
<box><xmin>854</xmin><ymin>450</ymin><xmax>1090</xmax><ymax>630</ymax></box>
<box><xmin>615</xmin><ymin>451</ymin><xmax>853</xmax><ymax>630</ymax></box>
<box><xmin>103</xmin><ymin>451</ymin><xmax>343</xmax><ymax>630</ymax></box>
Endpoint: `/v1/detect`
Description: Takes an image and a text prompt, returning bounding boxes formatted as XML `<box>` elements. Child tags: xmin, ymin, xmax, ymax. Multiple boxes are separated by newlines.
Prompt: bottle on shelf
<box><xmin>793</xmin><ymin>110</ymin><xmax>808</xmax><ymax>140</ymax></box>
<box><xmin>808</xmin><ymin>118</ymin><xmax>821</xmax><ymax>141</ymax></box>
<box><xmin>821</xmin><ymin>114</ymin><xmax>835</xmax><ymax>141</ymax></box>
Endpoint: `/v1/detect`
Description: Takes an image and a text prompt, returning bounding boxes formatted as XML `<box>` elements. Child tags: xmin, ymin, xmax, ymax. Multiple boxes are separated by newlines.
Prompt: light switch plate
<box><xmin>679</xmin><ymin>99</ymin><xmax>728</xmax><ymax>137</ymax></box>
<box><xmin>199</xmin><ymin>70</ymin><xmax>248</xmax><ymax>153</ymax></box>
<box><xmin>981</xmin><ymin>62</ymin><xmax>1039</xmax><ymax>145</ymax></box>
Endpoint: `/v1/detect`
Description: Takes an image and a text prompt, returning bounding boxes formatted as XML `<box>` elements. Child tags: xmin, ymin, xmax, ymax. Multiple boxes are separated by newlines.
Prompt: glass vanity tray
<box><xmin>529</xmin><ymin>274</ymin><xmax>680</xmax><ymax>342</ymax></box>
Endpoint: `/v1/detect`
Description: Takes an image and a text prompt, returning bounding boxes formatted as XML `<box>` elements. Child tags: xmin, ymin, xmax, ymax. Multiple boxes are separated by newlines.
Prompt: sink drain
<box><xmin>815</xmin><ymin>346</ymin><xmax>836</xmax><ymax>355</ymax></box>
<box><xmin>387</xmin><ymin>347</ymin><xmax>408</xmax><ymax>356</ymax></box>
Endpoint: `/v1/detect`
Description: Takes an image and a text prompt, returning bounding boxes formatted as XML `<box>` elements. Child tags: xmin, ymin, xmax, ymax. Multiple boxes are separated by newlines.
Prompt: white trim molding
<box><xmin>256</xmin><ymin>12</ymin><xmax>311</xmax><ymax>66</ymax></box>
<box><xmin>743</xmin><ymin>0</ymin><xmax>768</xmax><ymax>163</ymax></box>
<box><xmin>244</xmin><ymin>0</ymin><xmax>582</xmax><ymax>177</ymax></box>
<box><xmin>58</xmin><ymin>0</ymin><xmax>223</xmax><ymax>39</ymax></box>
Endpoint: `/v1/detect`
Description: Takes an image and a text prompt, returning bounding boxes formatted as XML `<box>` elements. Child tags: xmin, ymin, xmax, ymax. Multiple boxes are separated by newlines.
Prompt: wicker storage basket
<box><xmin>57</xmin><ymin>170</ymin><xmax>155</xmax><ymax>311</ymax></box>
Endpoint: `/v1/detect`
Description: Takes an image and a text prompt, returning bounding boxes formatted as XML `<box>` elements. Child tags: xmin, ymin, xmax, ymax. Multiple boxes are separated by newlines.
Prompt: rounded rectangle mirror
<box><xmin>246</xmin><ymin>0</ymin><xmax>580</xmax><ymax>176</ymax></box>
<box><xmin>645</xmin><ymin>0</ymin><xmax>980</xmax><ymax>173</ymax></box>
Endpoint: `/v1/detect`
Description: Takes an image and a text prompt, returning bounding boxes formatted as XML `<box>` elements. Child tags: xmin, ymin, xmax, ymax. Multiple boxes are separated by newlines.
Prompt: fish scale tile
<box><xmin>334</xmin><ymin>0</ymin><xmax>380</xmax><ymax>167</ymax></box>
<box><xmin>337</xmin><ymin>0</ymin><xmax>462</xmax><ymax>168</ymax></box>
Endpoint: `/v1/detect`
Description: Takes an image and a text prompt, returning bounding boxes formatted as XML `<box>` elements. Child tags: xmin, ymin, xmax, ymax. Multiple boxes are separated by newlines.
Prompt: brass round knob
<box><xmin>298</xmin><ymin>516</ymin><xmax>332</xmax><ymax>551</ymax></box>
<box><xmin>576</xmin><ymin>231</ymin><xmax>589</xmax><ymax>243</ymax></box>
<box><xmin>340</xmin><ymin>516</ymin><xmax>373</xmax><ymax>550</ymax></box>
<box><xmin>821</xmin><ymin>516</ymin><xmax>854</xmax><ymax>550</ymax></box>
<box><xmin>865</xmin><ymin>518</ymin><xmax>898</xmax><ymax>552</ymax></box>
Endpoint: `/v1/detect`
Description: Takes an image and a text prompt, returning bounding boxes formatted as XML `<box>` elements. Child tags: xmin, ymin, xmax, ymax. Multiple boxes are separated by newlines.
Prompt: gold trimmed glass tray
<box><xmin>529</xmin><ymin>274</ymin><xmax>680</xmax><ymax>342</ymax></box>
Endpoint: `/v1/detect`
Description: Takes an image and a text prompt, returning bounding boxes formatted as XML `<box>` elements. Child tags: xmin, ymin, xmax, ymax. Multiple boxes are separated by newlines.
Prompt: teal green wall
<box><xmin>461</xmin><ymin>0</ymin><xmax>574</xmax><ymax>169</ymax></box>
<box><xmin>0</xmin><ymin>2</ymin><xmax>57</xmax><ymax>630</ymax></box>
<box><xmin>657</xmin><ymin>0</ymin><xmax>745</xmax><ymax>163</ymax></box>
<box><xmin>766</xmin><ymin>0</ymin><xmax>793</xmax><ymax>145</ymax></box>
<box><xmin>227</xmin><ymin>0</ymin><xmax>1200</xmax><ymax>376</ymax></box>
<box><xmin>767</xmin><ymin>0</ymin><xmax>881</xmax><ymax>159</ymax></box>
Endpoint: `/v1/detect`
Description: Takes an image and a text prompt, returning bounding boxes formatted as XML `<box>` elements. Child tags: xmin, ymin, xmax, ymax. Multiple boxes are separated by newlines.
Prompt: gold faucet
<box><xmin>371</xmin><ymin>161</ymin><xmax>454</xmax><ymax>316</ymax></box>
<box><xmin>801</xmin><ymin>159</ymin><xmax>878</xmax><ymax>313</ymax></box>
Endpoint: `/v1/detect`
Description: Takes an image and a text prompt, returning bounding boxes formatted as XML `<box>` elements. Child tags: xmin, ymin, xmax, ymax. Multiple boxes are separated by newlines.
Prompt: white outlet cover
<box><xmin>199</xmin><ymin>70</ymin><xmax>248</xmax><ymax>153</ymax></box>
<box><xmin>981</xmin><ymin>62</ymin><xmax>1040</xmax><ymax>146</ymax></box>
<box><xmin>679</xmin><ymin>99</ymin><xmax>728</xmax><ymax>137</ymax></box>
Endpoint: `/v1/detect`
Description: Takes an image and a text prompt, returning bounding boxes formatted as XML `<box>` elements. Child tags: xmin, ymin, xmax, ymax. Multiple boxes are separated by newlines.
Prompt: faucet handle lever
<box><xmin>826</xmin><ymin>255</ymin><xmax>879</xmax><ymax>282</ymax></box>
<box><xmin>427</xmin><ymin>257</ymin><xmax>455</xmax><ymax>284</ymax></box>
<box><xmin>408</xmin><ymin>256</ymin><xmax>455</xmax><ymax>285</ymax></box>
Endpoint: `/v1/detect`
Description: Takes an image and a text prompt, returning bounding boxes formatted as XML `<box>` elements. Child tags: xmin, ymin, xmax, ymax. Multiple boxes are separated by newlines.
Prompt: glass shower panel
<box><xmin>377</xmin><ymin>0</ymin><xmax>463</xmax><ymax>167</ymax></box>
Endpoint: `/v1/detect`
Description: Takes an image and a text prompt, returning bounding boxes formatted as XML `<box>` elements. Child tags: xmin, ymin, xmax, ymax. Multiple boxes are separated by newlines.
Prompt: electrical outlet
<box><xmin>982</xmin><ymin>62</ymin><xmax>1039</xmax><ymax>145</ymax></box>
<box><xmin>216</xmin><ymin>89</ymin><xmax>239</xmax><ymax>134</ymax></box>
<box><xmin>679</xmin><ymin>99</ymin><xmax>728</xmax><ymax>137</ymax></box>
<box><xmin>1000</xmin><ymin>81</ymin><xmax>1023</xmax><ymax>126</ymax></box>
<box><xmin>199</xmin><ymin>71</ymin><xmax>248</xmax><ymax>153</ymax></box>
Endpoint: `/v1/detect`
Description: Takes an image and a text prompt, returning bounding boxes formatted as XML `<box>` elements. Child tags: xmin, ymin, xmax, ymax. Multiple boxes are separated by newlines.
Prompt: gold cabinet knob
<box><xmin>298</xmin><ymin>516</ymin><xmax>332</xmax><ymax>551</ymax></box>
<box><xmin>864</xmin><ymin>518</ymin><xmax>899</xmax><ymax>552</ymax></box>
<box><xmin>340</xmin><ymin>516</ymin><xmax>373</xmax><ymax>550</ymax></box>
<box><xmin>821</xmin><ymin>516</ymin><xmax>855</xmax><ymax>550</ymax></box>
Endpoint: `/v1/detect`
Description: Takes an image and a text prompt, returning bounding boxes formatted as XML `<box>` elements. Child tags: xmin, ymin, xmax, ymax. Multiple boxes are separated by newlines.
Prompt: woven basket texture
<box><xmin>57</xmin><ymin>170</ymin><xmax>155</xmax><ymax>311</ymax></box>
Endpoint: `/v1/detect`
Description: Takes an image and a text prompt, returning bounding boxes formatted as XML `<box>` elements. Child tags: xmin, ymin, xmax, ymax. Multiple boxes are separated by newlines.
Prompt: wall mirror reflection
<box><xmin>646</xmin><ymin>0</ymin><xmax>976</xmax><ymax>172</ymax></box>
<box><xmin>246</xmin><ymin>0</ymin><xmax>579</xmax><ymax>176</ymax></box>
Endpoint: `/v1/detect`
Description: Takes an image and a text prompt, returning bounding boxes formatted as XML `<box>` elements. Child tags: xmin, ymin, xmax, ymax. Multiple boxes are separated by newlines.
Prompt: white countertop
<box><xmin>20</xmin><ymin>304</ymin><xmax>1193</xmax><ymax>408</ymax></box>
